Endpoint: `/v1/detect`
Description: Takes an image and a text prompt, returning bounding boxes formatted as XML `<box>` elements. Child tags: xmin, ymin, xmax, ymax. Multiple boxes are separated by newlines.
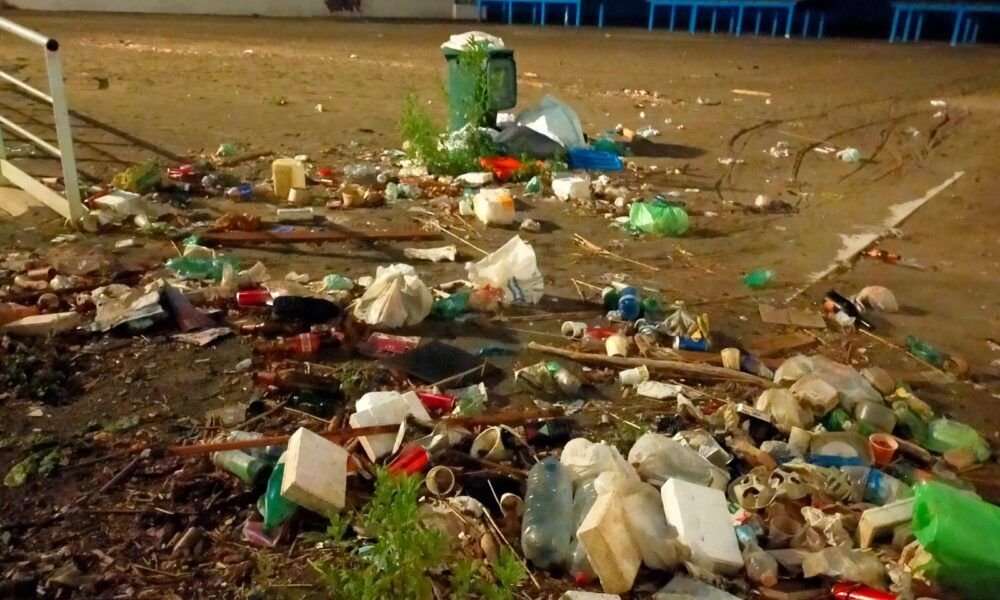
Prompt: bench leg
<box><xmin>711</xmin><ymin>9</ymin><xmax>717</xmax><ymax>34</ymax></box>
<box><xmin>736</xmin><ymin>6</ymin><xmax>744</xmax><ymax>36</ymax></box>
<box><xmin>507</xmin><ymin>1</ymin><xmax>513</xmax><ymax>24</ymax></box>
<box><xmin>889</xmin><ymin>7</ymin><xmax>900</xmax><ymax>42</ymax></box>
<box><xmin>599</xmin><ymin>2</ymin><xmax>605</xmax><ymax>28</ymax></box>
<box><xmin>670</xmin><ymin>5</ymin><xmax>677</xmax><ymax>31</ymax></box>
<box><xmin>772</xmin><ymin>12</ymin><xmax>778</xmax><ymax>36</ymax></box>
<box><xmin>914</xmin><ymin>12</ymin><xmax>923</xmax><ymax>42</ymax></box>
<box><xmin>690</xmin><ymin>5</ymin><xmax>698</xmax><ymax>34</ymax></box>
<box><xmin>902</xmin><ymin>10</ymin><xmax>912</xmax><ymax>42</ymax></box>
<box><xmin>802</xmin><ymin>10</ymin><xmax>810</xmax><ymax>37</ymax></box>
<box><xmin>962</xmin><ymin>17</ymin><xmax>972</xmax><ymax>44</ymax></box>
<box><xmin>728</xmin><ymin>11</ymin><xmax>735</xmax><ymax>34</ymax></box>
<box><xmin>972</xmin><ymin>22</ymin><xmax>979</xmax><ymax>43</ymax></box>
<box><xmin>648</xmin><ymin>4</ymin><xmax>655</xmax><ymax>30</ymax></box>
<box><xmin>575</xmin><ymin>3</ymin><xmax>580</xmax><ymax>27</ymax></box>
<box><xmin>818</xmin><ymin>13</ymin><xmax>825</xmax><ymax>38</ymax></box>
<box><xmin>784</xmin><ymin>5</ymin><xmax>794</xmax><ymax>38</ymax></box>
<box><xmin>755</xmin><ymin>10</ymin><xmax>762</xmax><ymax>35</ymax></box>
<box><xmin>950</xmin><ymin>10</ymin><xmax>964</xmax><ymax>46</ymax></box>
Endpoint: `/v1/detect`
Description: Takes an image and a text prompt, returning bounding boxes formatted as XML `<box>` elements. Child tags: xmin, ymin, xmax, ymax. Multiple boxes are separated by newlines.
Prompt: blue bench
<box><xmin>647</xmin><ymin>1</ymin><xmax>823</xmax><ymax>39</ymax></box>
<box><xmin>477</xmin><ymin>0</ymin><xmax>595</xmax><ymax>27</ymax></box>
<box><xmin>890</xmin><ymin>2</ymin><xmax>1000</xmax><ymax>46</ymax></box>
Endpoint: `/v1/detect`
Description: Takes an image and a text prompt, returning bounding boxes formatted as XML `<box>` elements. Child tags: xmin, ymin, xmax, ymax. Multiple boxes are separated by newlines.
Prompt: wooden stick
<box><xmin>527</xmin><ymin>341</ymin><xmax>773</xmax><ymax>387</ymax></box>
<box><xmin>200</xmin><ymin>228</ymin><xmax>441</xmax><ymax>245</ymax></box>
<box><xmin>236</xmin><ymin>400</ymin><xmax>289</xmax><ymax>429</ymax></box>
<box><xmin>573</xmin><ymin>234</ymin><xmax>659</xmax><ymax>272</ymax></box>
<box><xmin>167</xmin><ymin>408</ymin><xmax>563</xmax><ymax>457</ymax></box>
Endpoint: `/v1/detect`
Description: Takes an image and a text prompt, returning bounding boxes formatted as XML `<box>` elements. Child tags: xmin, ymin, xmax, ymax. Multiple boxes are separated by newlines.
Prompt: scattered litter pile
<box><xmin>0</xmin><ymin>32</ymin><xmax>996</xmax><ymax>600</ymax></box>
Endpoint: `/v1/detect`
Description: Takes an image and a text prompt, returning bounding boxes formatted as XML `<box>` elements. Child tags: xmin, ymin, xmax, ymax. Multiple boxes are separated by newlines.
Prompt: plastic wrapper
<box><xmin>854</xmin><ymin>285</ymin><xmax>899</xmax><ymax>313</ymax></box>
<box><xmin>465</xmin><ymin>236</ymin><xmax>543</xmax><ymax>305</ymax></box>
<box><xmin>774</xmin><ymin>355</ymin><xmax>882</xmax><ymax>411</ymax></box>
<box><xmin>627</xmin><ymin>433</ymin><xmax>729</xmax><ymax>490</ymax></box>
<box><xmin>755</xmin><ymin>388</ymin><xmax>814</xmax><ymax>433</ymax></box>
<box><xmin>923</xmin><ymin>419</ymin><xmax>991</xmax><ymax>462</ymax></box>
<box><xmin>912</xmin><ymin>482</ymin><xmax>1000</xmax><ymax>600</ymax></box>
<box><xmin>802</xmin><ymin>546</ymin><xmax>886</xmax><ymax>588</ymax></box>
<box><xmin>560</xmin><ymin>438</ymin><xmax>634</xmax><ymax>483</ymax></box>
<box><xmin>351</xmin><ymin>264</ymin><xmax>432</xmax><ymax>328</ymax></box>
<box><xmin>515</xmin><ymin>94</ymin><xmax>585</xmax><ymax>148</ymax></box>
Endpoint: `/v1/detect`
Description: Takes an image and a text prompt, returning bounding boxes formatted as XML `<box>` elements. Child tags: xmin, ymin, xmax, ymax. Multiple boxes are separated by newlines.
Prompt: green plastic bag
<box><xmin>628</xmin><ymin>202</ymin><xmax>689</xmax><ymax>236</ymax></box>
<box><xmin>912</xmin><ymin>482</ymin><xmax>1000</xmax><ymax>599</ymax></box>
<box><xmin>923</xmin><ymin>419</ymin><xmax>990</xmax><ymax>462</ymax></box>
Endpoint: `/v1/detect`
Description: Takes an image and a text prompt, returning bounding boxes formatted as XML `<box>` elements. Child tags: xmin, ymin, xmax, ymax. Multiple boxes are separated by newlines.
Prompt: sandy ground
<box><xmin>0</xmin><ymin>10</ymin><xmax>999</xmax><ymax>598</ymax></box>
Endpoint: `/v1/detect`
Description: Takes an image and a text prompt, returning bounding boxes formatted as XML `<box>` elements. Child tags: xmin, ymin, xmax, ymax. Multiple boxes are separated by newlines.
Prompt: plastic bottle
<box><xmin>212</xmin><ymin>448</ymin><xmax>272</xmax><ymax>488</ymax></box>
<box><xmin>254</xmin><ymin>369</ymin><xmax>339</xmax><ymax>394</ymax></box>
<box><xmin>601</xmin><ymin>287</ymin><xmax>620</xmax><ymax>311</ymax></box>
<box><xmin>568</xmin><ymin>479</ymin><xmax>599</xmax><ymax>584</ymax></box>
<box><xmin>521</xmin><ymin>457</ymin><xmax>574</xmax><ymax>569</ymax></box>
<box><xmin>743</xmin><ymin>269</ymin><xmax>774</xmax><ymax>289</ymax></box>
<box><xmin>853</xmin><ymin>401</ymin><xmax>897</xmax><ymax>433</ymax></box>
<box><xmin>905</xmin><ymin>334</ymin><xmax>944</xmax><ymax>367</ymax></box>
<box><xmin>0</xmin><ymin>302</ymin><xmax>40</xmax><ymax>326</ymax></box>
<box><xmin>254</xmin><ymin>333</ymin><xmax>322</xmax><ymax>357</ymax></box>
<box><xmin>259</xmin><ymin>458</ymin><xmax>297</xmax><ymax>533</ymax></box>
<box><xmin>617</xmin><ymin>286</ymin><xmax>641</xmax><ymax>321</ymax></box>
<box><xmin>822</xmin><ymin>407</ymin><xmax>853</xmax><ymax>432</ymax></box>
<box><xmin>742</xmin><ymin>539</ymin><xmax>779</xmax><ymax>587</ymax></box>
<box><xmin>166</xmin><ymin>257</ymin><xmax>241</xmax><ymax>282</ymax></box>
<box><xmin>239</xmin><ymin>321</ymin><xmax>304</xmax><ymax>337</ymax></box>
<box><xmin>891</xmin><ymin>401</ymin><xmax>928</xmax><ymax>442</ymax></box>
<box><xmin>864</xmin><ymin>468</ymin><xmax>912</xmax><ymax>505</ymax></box>
<box><xmin>271</xmin><ymin>296</ymin><xmax>340</xmax><ymax>323</ymax></box>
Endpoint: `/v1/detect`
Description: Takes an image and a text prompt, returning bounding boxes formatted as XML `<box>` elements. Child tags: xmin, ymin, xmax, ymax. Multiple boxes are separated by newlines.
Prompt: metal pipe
<box><xmin>0</xmin><ymin>70</ymin><xmax>54</xmax><ymax>105</ymax></box>
<box><xmin>45</xmin><ymin>49</ymin><xmax>83</xmax><ymax>221</ymax></box>
<box><xmin>0</xmin><ymin>115</ymin><xmax>62</xmax><ymax>158</ymax></box>
<box><xmin>0</xmin><ymin>17</ymin><xmax>58</xmax><ymax>50</ymax></box>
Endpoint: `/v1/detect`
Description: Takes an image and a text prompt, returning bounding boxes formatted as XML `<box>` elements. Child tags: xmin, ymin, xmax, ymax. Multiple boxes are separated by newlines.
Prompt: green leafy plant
<box><xmin>310</xmin><ymin>469</ymin><xmax>525</xmax><ymax>599</ymax></box>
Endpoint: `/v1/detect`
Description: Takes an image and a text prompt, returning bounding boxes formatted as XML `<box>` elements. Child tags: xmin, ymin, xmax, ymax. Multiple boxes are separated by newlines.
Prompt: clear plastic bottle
<box><xmin>742</xmin><ymin>539</ymin><xmax>779</xmax><ymax>587</ymax></box>
<box><xmin>521</xmin><ymin>457</ymin><xmax>574</xmax><ymax>569</ymax></box>
<box><xmin>568</xmin><ymin>479</ymin><xmax>599</xmax><ymax>584</ymax></box>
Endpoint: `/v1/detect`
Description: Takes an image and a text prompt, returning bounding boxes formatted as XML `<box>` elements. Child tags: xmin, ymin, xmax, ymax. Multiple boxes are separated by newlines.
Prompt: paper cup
<box><xmin>605</xmin><ymin>334</ymin><xmax>628</xmax><ymax>357</ymax></box>
<box><xmin>499</xmin><ymin>493</ymin><xmax>524</xmax><ymax>518</ymax></box>
<box><xmin>425</xmin><ymin>466</ymin><xmax>456</xmax><ymax>497</ymax></box>
<box><xmin>287</xmin><ymin>187</ymin><xmax>311</xmax><ymax>205</ymax></box>
<box><xmin>868</xmin><ymin>433</ymin><xmax>899</xmax><ymax>467</ymax></box>
<box><xmin>721</xmin><ymin>348</ymin><xmax>741</xmax><ymax>370</ymax></box>
<box><xmin>619</xmin><ymin>365</ymin><xmax>649</xmax><ymax>386</ymax></box>
<box><xmin>471</xmin><ymin>426</ymin><xmax>508</xmax><ymax>461</ymax></box>
<box><xmin>561</xmin><ymin>321</ymin><xmax>587</xmax><ymax>339</ymax></box>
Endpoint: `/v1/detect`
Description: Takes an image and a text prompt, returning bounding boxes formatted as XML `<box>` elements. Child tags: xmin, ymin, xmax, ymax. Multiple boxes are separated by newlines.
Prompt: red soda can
<box><xmin>237</xmin><ymin>289</ymin><xmax>272</xmax><ymax>307</ymax></box>
<box><xmin>416</xmin><ymin>391</ymin><xmax>455</xmax><ymax>414</ymax></box>
<box><xmin>832</xmin><ymin>583</ymin><xmax>897</xmax><ymax>600</ymax></box>
<box><xmin>387</xmin><ymin>444</ymin><xmax>429</xmax><ymax>475</ymax></box>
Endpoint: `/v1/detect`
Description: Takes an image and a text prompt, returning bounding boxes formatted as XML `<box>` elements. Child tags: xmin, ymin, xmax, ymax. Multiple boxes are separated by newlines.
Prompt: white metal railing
<box><xmin>0</xmin><ymin>17</ymin><xmax>84</xmax><ymax>222</ymax></box>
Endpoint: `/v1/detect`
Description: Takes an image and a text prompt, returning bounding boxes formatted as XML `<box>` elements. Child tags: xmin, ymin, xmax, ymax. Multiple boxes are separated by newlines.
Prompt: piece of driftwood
<box><xmin>527</xmin><ymin>341</ymin><xmax>774</xmax><ymax>387</ymax></box>
<box><xmin>200</xmin><ymin>228</ymin><xmax>441</xmax><ymax>245</ymax></box>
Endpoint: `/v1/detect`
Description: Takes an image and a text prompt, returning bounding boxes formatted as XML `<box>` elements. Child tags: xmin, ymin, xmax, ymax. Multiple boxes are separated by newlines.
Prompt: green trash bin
<box><xmin>442</xmin><ymin>46</ymin><xmax>517</xmax><ymax>130</ymax></box>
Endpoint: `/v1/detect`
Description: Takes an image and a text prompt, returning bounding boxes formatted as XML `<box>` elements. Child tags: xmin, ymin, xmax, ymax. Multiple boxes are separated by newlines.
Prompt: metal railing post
<box><xmin>44</xmin><ymin>46</ymin><xmax>84</xmax><ymax>221</ymax></box>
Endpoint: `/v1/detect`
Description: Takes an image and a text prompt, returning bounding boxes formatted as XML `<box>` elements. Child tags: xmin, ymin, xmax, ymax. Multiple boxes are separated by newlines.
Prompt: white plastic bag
<box><xmin>465</xmin><ymin>236</ymin><xmax>543</xmax><ymax>305</ymax></box>
<box><xmin>627</xmin><ymin>433</ymin><xmax>730</xmax><ymax>490</ymax></box>
<box><xmin>755</xmin><ymin>388</ymin><xmax>814</xmax><ymax>433</ymax></box>
<box><xmin>352</xmin><ymin>264</ymin><xmax>432</xmax><ymax>328</ymax></box>
<box><xmin>561</xmin><ymin>438</ymin><xmax>635</xmax><ymax>483</ymax></box>
<box><xmin>516</xmin><ymin>94</ymin><xmax>586</xmax><ymax>149</ymax></box>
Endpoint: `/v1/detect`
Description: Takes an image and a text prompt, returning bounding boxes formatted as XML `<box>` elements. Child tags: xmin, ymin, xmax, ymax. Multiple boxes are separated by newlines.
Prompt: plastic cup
<box><xmin>605</xmin><ymin>334</ymin><xmax>629</xmax><ymax>357</ymax></box>
<box><xmin>721</xmin><ymin>348</ymin><xmax>741</xmax><ymax>370</ymax></box>
<box><xmin>425</xmin><ymin>466</ymin><xmax>456</xmax><ymax>496</ymax></box>
<box><xmin>767</xmin><ymin>515</ymin><xmax>800</xmax><ymax>549</ymax></box>
<box><xmin>619</xmin><ymin>365</ymin><xmax>649</xmax><ymax>386</ymax></box>
<box><xmin>471</xmin><ymin>427</ymin><xmax>508</xmax><ymax>461</ymax></box>
<box><xmin>561</xmin><ymin>321</ymin><xmax>587</xmax><ymax>339</ymax></box>
<box><xmin>868</xmin><ymin>433</ymin><xmax>899</xmax><ymax>467</ymax></box>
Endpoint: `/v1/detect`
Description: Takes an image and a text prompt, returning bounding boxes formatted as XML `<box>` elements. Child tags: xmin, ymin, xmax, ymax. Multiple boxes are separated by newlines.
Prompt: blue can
<box><xmin>673</xmin><ymin>336</ymin><xmax>709</xmax><ymax>351</ymax></box>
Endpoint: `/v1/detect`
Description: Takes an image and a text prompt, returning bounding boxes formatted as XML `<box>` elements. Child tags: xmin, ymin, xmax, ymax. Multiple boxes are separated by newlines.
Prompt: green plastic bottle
<box><xmin>822</xmin><ymin>408</ymin><xmax>852</xmax><ymax>432</ymax></box>
<box><xmin>212</xmin><ymin>450</ymin><xmax>272</xmax><ymax>489</ymax></box>
<box><xmin>905</xmin><ymin>334</ymin><xmax>944</xmax><ymax>367</ymax></box>
<box><xmin>166</xmin><ymin>257</ymin><xmax>241</xmax><ymax>282</ymax></box>
<box><xmin>259</xmin><ymin>461</ymin><xmax>297</xmax><ymax>533</ymax></box>
<box><xmin>743</xmin><ymin>269</ymin><xmax>774</xmax><ymax>289</ymax></box>
<box><xmin>892</xmin><ymin>401</ymin><xmax>929</xmax><ymax>443</ymax></box>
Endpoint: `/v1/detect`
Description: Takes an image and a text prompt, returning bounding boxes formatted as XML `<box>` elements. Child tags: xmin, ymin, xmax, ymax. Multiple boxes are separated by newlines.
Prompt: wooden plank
<box><xmin>0</xmin><ymin>159</ymin><xmax>72</xmax><ymax>220</ymax></box>
<box><xmin>0</xmin><ymin>186</ymin><xmax>42</xmax><ymax>217</ymax></box>
<box><xmin>200</xmin><ymin>228</ymin><xmax>441</xmax><ymax>245</ymax></box>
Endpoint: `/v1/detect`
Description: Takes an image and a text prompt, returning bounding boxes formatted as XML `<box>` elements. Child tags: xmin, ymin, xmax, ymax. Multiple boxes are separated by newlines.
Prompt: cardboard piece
<box><xmin>758</xmin><ymin>304</ymin><xmax>827</xmax><ymax>329</ymax></box>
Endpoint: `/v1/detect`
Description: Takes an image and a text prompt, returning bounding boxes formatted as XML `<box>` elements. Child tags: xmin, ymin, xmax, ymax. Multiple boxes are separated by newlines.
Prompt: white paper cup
<box><xmin>721</xmin><ymin>348</ymin><xmax>741</xmax><ymax>370</ymax></box>
<box><xmin>619</xmin><ymin>365</ymin><xmax>650</xmax><ymax>385</ymax></box>
<box><xmin>425</xmin><ymin>466</ymin><xmax>456</xmax><ymax>496</ymax></box>
<box><xmin>605</xmin><ymin>334</ymin><xmax>629</xmax><ymax>357</ymax></box>
<box><xmin>561</xmin><ymin>321</ymin><xmax>587</xmax><ymax>339</ymax></box>
<box><xmin>471</xmin><ymin>426</ymin><xmax>508</xmax><ymax>461</ymax></box>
